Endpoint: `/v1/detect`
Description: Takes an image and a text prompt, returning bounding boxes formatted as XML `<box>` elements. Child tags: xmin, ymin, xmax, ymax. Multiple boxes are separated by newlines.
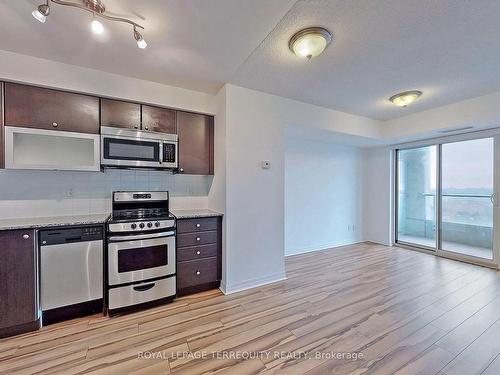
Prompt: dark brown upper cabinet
<box><xmin>4</xmin><ymin>83</ymin><xmax>99</xmax><ymax>134</ymax></box>
<box><xmin>142</xmin><ymin>105</ymin><xmax>177</xmax><ymax>134</ymax></box>
<box><xmin>100</xmin><ymin>98</ymin><xmax>141</xmax><ymax>130</ymax></box>
<box><xmin>0</xmin><ymin>229</ymin><xmax>38</xmax><ymax>338</ymax></box>
<box><xmin>178</xmin><ymin>111</ymin><xmax>214</xmax><ymax>175</ymax></box>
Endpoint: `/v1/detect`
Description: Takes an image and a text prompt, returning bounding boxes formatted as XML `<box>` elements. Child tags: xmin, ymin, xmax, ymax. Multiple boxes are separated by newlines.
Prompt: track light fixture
<box><xmin>32</xmin><ymin>0</ymin><xmax>147</xmax><ymax>49</ymax></box>
<box><xmin>133</xmin><ymin>26</ymin><xmax>147</xmax><ymax>49</ymax></box>
<box><xmin>32</xmin><ymin>2</ymin><xmax>50</xmax><ymax>23</ymax></box>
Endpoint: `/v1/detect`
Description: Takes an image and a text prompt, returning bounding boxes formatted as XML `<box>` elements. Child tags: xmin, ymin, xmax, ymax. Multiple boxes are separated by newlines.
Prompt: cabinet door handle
<box><xmin>52</xmin><ymin>122</ymin><xmax>58</xmax><ymax>128</ymax></box>
<box><xmin>180</xmin><ymin>168</ymin><xmax>184</xmax><ymax>173</ymax></box>
<box><xmin>196</xmin><ymin>251</ymin><xmax>201</xmax><ymax>255</ymax></box>
<box><xmin>134</xmin><ymin>125</ymin><xmax>139</xmax><ymax>129</ymax></box>
<box><xmin>196</xmin><ymin>271</ymin><xmax>201</xmax><ymax>275</ymax></box>
<box><xmin>145</xmin><ymin>126</ymin><xmax>149</xmax><ymax>130</ymax></box>
<box><xmin>196</xmin><ymin>223</ymin><xmax>201</xmax><ymax>228</ymax></box>
<box><xmin>23</xmin><ymin>234</ymin><xmax>30</xmax><ymax>239</ymax></box>
<box><xmin>196</xmin><ymin>237</ymin><xmax>201</xmax><ymax>241</ymax></box>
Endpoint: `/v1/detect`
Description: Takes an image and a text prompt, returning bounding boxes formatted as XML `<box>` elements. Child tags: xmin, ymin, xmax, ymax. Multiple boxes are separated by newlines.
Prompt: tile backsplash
<box><xmin>0</xmin><ymin>169</ymin><xmax>213</xmax><ymax>218</ymax></box>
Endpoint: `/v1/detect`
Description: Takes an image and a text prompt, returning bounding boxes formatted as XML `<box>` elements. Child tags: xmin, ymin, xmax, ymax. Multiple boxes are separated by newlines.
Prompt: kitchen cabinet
<box><xmin>176</xmin><ymin>216</ymin><xmax>222</xmax><ymax>296</ymax></box>
<box><xmin>4</xmin><ymin>82</ymin><xmax>99</xmax><ymax>134</ymax></box>
<box><xmin>177</xmin><ymin>111</ymin><xmax>214</xmax><ymax>175</ymax></box>
<box><xmin>0</xmin><ymin>229</ymin><xmax>39</xmax><ymax>338</ymax></box>
<box><xmin>101</xmin><ymin>98</ymin><xmax>141</xmax><ymax>130</ymax></box>
<box><xmin>142</xmin><ymin>105</ymin><xmax>177</xmax><ymax>134</ymax></box>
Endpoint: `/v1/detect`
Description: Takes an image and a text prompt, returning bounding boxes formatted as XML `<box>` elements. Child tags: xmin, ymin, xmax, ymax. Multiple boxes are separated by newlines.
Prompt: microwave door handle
<box><xmin>159</xmin><ymin>142</ymin><xmax>163</xmax><ymax>164</ymax></box>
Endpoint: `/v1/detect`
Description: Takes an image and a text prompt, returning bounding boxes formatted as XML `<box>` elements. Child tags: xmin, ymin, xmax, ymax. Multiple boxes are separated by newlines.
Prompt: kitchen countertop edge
<box><xmin>0</xmin><ymin>213</ymin><xmax>111</xmax><ymax>231</ymax></box>
<box><xmin>171</xmin><ymin>209</ymin><xmax>224</xmax><ymax>219</ymax></box>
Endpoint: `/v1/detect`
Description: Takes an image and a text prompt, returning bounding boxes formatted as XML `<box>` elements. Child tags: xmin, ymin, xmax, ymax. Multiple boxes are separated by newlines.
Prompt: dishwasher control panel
<box><xmin>39</xmin><ymin>225</ymin><xmax>103</xmax><ymax>246</ymax></box>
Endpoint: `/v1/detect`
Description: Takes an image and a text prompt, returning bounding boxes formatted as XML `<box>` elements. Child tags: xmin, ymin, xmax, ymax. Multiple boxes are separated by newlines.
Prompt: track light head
<box><xmin>32</xmin><ymin>3</ymin><xmax>50</xmax><ymax>23</ymax></box>
<box><xmin>133</xmin><ymin>27</ymin><xmax>147</xmax><ymax>49</ymax></box>
<box><xmin>91</xmin><ymin>17</ymin><xmax>104</xmax><ymax>34</ymax></box>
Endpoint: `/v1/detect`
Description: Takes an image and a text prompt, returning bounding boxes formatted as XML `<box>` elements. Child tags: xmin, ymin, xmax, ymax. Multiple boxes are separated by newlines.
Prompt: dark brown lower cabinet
<box><xmin>176</xmin><ymin>216</ymin><xmax>222</xmax><ymax>296</ymax></box>
<box><xmin>0</xmin><ymin>229</ymin><xmax>39</xmax><ymax>338</ymax></box>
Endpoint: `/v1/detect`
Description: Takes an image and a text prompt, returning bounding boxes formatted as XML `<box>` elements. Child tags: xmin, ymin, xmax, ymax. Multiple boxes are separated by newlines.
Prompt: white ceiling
<box><xmin>1</xmin><ymin>0</ymin><xmax>500</xmax><ymax>120</ymax></box>
<box><xmin>0</xmin><ymin>0</ymin><xmax>295</xmax><ymax>93</ymax></box>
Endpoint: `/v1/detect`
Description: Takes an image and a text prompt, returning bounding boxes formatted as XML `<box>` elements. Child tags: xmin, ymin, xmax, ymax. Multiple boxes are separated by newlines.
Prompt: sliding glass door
<box><xmin>440</xmin><ymin>138</ymin><xmax>494</xmax><ymax>260</ymax></box>
<box><xmin>396</xmin><ymin>145</ymin><xmax>437</xmax><ymax>249</ymax></box>
<box><xmin>396</xmin><ymin>136</ymin><xmax>497</xmax><ymax>266</ymax></box>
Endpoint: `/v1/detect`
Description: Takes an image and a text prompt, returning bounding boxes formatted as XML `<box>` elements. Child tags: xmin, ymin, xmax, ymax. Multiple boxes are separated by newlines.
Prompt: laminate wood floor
<box><xmin>2</xmin><ymin>242</ymin><xmax>500</xmax><ymax>374</ymax></box>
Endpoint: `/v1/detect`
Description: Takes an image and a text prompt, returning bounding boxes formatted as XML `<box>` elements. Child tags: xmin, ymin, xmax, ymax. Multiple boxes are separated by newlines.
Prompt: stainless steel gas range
<box><xmin>105</xmin><ymin>191</ymin><xmax>176</xmax><ymax>315</ymax></box>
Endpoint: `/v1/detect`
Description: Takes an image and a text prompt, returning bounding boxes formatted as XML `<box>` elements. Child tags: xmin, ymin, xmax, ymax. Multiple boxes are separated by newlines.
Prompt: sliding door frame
<box><xmin>394</xmin><ymin>144</ymin><xmax>437</xmax><ymax>252</ymax></box>
<box><xmin>392</xmin><ymin>129</ymin><xmax>500</xmax><ymax>269</ymax></box>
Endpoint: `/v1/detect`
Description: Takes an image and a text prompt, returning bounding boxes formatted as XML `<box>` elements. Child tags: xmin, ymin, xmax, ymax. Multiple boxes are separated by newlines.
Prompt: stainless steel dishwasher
<box><xmin>39</xmin><ymin>225</ymin><xmax>104</xmax><ymax>325</ymax></box>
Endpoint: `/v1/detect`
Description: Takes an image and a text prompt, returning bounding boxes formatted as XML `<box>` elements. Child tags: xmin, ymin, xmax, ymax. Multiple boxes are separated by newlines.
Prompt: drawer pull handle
<box><xmin>196</xmin><ymin>271</ymin><xmax>201</xmax><ymax>275</ymax></box>
<box><xmin>23</xmin><ymin>234</ymin><xmax>30</xmax><ymax>239</ymax></box>
<box><xmin>196</xmin><ymin>237</ymin><xmax>201</xmax><ymax>241</ymax></box>
<box><xmin>196</xmin><ymin>251</ymin><xmax>201</xmax><ymax>255</ymax></box>
<box><xmin>133</xmin><ymin>283</ymin><xmax>155</xmax><ymax>292</ymax></box>
<box><xmin>52</xmin><ymin>122</ymin><xmax>58</xmax><ymax>128</ymax></box>
<box><xmin>196</xmin><ymin>223</ymin><xmax>201</xmax><ymax>228</ymax></box>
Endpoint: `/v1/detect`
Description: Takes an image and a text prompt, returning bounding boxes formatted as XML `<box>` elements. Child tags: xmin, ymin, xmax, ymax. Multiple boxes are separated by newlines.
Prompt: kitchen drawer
<box><xmin>177</xmin><ymin>257</ymin><xmax>217</xmax><ymax>289</ymax></box>
<box><xmin>177</xmin><ymin>231</ymin><xmax>217</xmax><ymax>247</ymax></box>
<box><xmin>177</xmin><ymin>217</ymin><xmax>218</xmax><ymax>233</ymax></box>
<box><xmin>177</xmin><ymin>243</ymin><xmax>217</xmax><ymax>262</ymax></box>
<box><xmin>108</xmin><ymin>276</ymin><xmax>176</xmax><ymax>310</ymax></box>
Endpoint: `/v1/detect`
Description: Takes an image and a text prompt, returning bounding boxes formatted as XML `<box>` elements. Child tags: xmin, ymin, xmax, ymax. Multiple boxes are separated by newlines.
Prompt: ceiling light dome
<box><xmin>389</xmin><ymin>90</ymin><xmax>422</xmax><ymax>107</ymax></box>
<box><xmin>289</xmin><ymin>27</ymin><xmax>332</xmax><ymax>59</ymax></box>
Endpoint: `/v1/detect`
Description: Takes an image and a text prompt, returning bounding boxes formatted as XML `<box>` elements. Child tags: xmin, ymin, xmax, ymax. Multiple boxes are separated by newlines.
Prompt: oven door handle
<box><xmin>108</xmin><ymin>231</ymin><xmax>175</xmax><ymax>242</ymax></box>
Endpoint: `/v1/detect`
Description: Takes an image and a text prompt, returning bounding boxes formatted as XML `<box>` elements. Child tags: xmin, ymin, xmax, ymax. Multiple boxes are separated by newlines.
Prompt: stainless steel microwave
<box><xmin>100</xmin><ymin>126</ymin><xmax>178</xmax><ymax>169</ymax></box>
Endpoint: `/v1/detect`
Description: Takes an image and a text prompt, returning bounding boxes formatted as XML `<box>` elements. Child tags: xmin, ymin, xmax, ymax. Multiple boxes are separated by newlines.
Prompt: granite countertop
<box><xmin>0</xmin><ymin>213</ymin><xmax>110</xmax><ymax>231</ymax></box>
<box><xmin>171</xmin><ymin>209</ymin><xmax>223</xmax><ymax>219</ymax></box>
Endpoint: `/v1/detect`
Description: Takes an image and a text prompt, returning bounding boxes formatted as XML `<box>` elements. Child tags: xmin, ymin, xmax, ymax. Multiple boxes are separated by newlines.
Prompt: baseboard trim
<box><xmin>220</xmin><ymin>272</ymin><xmax>287</xmax><ymax>295</ymax></box>
<box><xmin>285</xmin><ymin>240</ymin><xmax>366</xmax><ymax>257</ymax></box>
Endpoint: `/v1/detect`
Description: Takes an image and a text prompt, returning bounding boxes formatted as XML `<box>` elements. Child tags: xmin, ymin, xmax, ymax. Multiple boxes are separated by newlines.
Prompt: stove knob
<box><xmin>155</xmin><ymin>221</ymin><xmax>161</xmax><ymax>227</ymax></box>
<box><xmin>147</xmin><ymin>222</ymin><xmax>153</xmax><ymax>228</ymax></box>
<box><xmin>131</xmin><ymin>223</ymin><xmax>137</xmax><ymax>230</ymax></box>
<box><xmin>139</xmin><ymin>222</ymin><xmax>145</xmax><ymax>229</ymax></box>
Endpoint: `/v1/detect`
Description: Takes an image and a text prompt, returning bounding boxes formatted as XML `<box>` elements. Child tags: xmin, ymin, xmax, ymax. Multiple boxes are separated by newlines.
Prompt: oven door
<box><xmin>101</xmin><ymin>135</ymin><xmax>162</xmax><ymax>168</ymax></box>
<box><xmin>108</xmin><ymin>231</ymin><xmax>175</xmax><ymax>286</ymax></box>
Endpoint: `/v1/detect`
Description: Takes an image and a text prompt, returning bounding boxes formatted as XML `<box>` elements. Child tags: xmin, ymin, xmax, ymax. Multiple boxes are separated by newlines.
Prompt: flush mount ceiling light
<box><xmin>289</xmin><ymin>27</ymin><xmax>332</xmax><ymax>59</ymax></box>
<box><xmin>31</xmin><ymin>0</ymin><xmax>147</xmax><ymax>49</ymax></box>
<box><xmin>389</xmin><ymin>90</ymin><xmax>423</xmax><ymax>107</ymax></box>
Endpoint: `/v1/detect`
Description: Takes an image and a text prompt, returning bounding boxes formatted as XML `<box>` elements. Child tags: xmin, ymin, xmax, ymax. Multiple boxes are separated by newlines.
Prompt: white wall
<box><xmin>285</xmin><ymin>137</ymin><xmax>364</xmax><ymax>256</ymax></box>
<box><xmin>221</xmin><ymin>84</ymin><xmax>380</xmax><ymax>293</ymax></box>
<box><xmin>362</xmin><ymin>147</ymin><xmax>393</xmax><ymax>245</ymax></box>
